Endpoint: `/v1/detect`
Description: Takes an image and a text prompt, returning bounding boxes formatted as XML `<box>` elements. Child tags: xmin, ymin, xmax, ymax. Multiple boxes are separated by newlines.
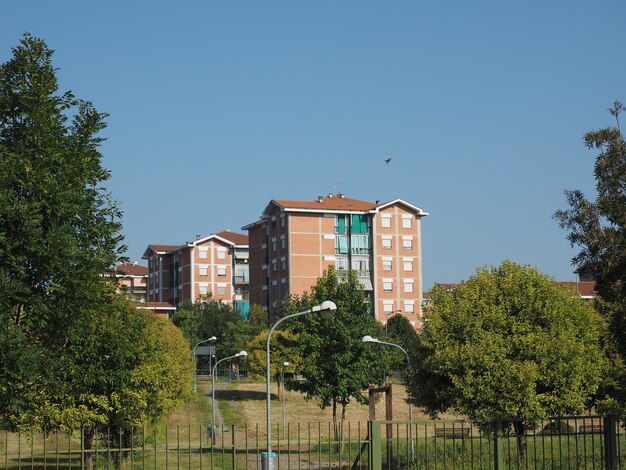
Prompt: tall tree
<box><xmin>554</xmin><ymin>101</ymin><xmax>626</xmax><ymax>412</ymax></box>
<box><xmin>289</xmin><ymin>267</ymin><xmax>392</xmax><ymax>445</ymax></box>
<box><xmin>0</xmin><ymin>34</ymin><xmax>125</xmax><ymax>428</ymax></box>
<box><xmin>406</xmin><ymin>261</ymin><xmax>604</xmax><ymax>456</ymax></box>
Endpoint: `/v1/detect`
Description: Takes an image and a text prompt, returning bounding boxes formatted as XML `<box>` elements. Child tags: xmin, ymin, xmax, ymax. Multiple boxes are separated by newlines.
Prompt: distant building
<box><xmin>243</xmin><ymin>194</ymin><xmax>428</xmax><ymax>327</ymax></box>
<box><xmin>136</xmin><ymin>301</ymin><xmax>177</xmax><ymax>319</ymax></box>
<box><xmin>142</xmin><ymin>230</ymin><xmax>249</xmax><ymax>316</ymax></box>
<box><xmin>113</xmin><ymin>262</ymin><xmax>148</xmax><ymax>302</ymax></box>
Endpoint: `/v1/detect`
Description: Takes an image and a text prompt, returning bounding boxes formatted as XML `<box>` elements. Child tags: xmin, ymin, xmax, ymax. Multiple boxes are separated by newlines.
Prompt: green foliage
<box><xmin>247</xmin><ymin>303</ymin><xmax>267</xmax><ymax>336</ymax></box>
<box><xmin>385</xmin><ymin>314</ymin><xmax>418</xmax><ymax>370</ymax></box>
<box><xmin>554</xmin><ymin>101</ymin><xmax>626</xmax><ymax>415</ymax></box>
<box><xmin>0</xmin><ymin>34</ymin><xmax>126</xmax><ymax>430</ymax></box>
<box><xmin>289</xmin><ymin>267</ymin><xmax>392</xmax><ymax>411</ymax></box>
<box><xmin>246</xmin><ymin>329</ymin><xmax>302</xmax><ymax>380</ymax></box>
<box><xmin>407</xmin><ymin>261</ymin><xmax>604</xmax><ymax>425</ymax></box>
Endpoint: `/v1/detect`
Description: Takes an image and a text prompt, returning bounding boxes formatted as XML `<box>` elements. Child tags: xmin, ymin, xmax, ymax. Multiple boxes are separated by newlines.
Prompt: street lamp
<box><xmin>281</xmin><ymin>361</ymin><xmax>290</xmax><ymax>438</ymax></box>
<box><xmin>265</xmin><ymin>301</ymin><xmax>337</xmax><ymax>467</ymax></box>
<box><xmin>211</xmin><ymin>350</ymin><xmax>247</xmax><ymax>444</ymax></box>
<box><xmin>362</xmin><ymin>335</ymin><xmax>414</xmax><ymax>459</ymax></box>
<box><xmin>193</xmin><ymin>336</ymin><xmax>217</xmax><ymax>394</ymax></box>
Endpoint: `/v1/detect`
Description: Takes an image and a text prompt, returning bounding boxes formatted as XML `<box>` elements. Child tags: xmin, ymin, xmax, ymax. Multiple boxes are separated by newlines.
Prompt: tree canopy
<box><xmin>288</xmin><ymin>267</ymin><xmax>392</xmax><ymax>441</ymax></box>
<box><xmin>0</xmin><ymin>34</ymin><xmax>126</xmax><ymax>430</ymax></box>
<box><xmin>406</xmin><ymin>261</ymin><xmax>604</xmax><ymax>427</ymax></box>
<box><xmin>554</xmin><ymin>101</ymin><xmax>626</xmax><ymax>413</ymax></box>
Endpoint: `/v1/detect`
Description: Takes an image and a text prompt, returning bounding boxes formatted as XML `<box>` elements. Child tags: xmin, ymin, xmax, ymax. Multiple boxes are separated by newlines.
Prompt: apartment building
<box><xmin>113</xmin><ymin>262</ymin><xmax>148</xmax><ymax>302</ymax></box>
<box><xmin>243</xmin><ymin>194</ymin><xmax>428</xmax><ymax>326</ymax></box>
<box><xmin>142</xmin><ymin>230</ymin><xmax>249</xmax><ymax>315</ymax></box>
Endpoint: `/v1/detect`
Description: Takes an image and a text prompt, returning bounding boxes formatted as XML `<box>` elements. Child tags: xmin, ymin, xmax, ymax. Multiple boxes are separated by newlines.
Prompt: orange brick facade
<box><xmin>244</xmin><ymin>194</ymin><xmax>427</xmax><ymax>327</ymax></box>
<box><xmin>143</xmin><ymin>231</ymin><xmax>249</xmax><ymax>309</ymax></box>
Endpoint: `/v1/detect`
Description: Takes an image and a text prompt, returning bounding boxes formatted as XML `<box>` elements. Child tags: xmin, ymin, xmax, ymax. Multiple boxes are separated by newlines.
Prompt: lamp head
<box><xmin>209</xmin><ymin>336</ymin><xmax>217</xmax><ymax>341</ymax></box>
<box><xmin>236</xmin><ymin>350</ymin><xmax>248</xmax><ymax>357</ymax></box>
<box><xmin>283</xmin><ymin>361</ymin><xmax>290</xmax><ymax>367</ymax></box>
<box><xmin>362</xmin><ymin>335</ymin><xmax>380</xmax><ymax>344</ymax></box>
<box><xmin>311</xmin><ymin>300</ymin><xmax>338</xmax><ymax>313</ymax></box>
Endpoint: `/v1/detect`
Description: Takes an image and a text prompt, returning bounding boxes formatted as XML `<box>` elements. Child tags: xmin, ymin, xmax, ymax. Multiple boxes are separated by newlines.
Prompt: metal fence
<box><xmin>1</xmin><ymin>415</ymin><xmax>623</xmax><ymax>469</ymax></box>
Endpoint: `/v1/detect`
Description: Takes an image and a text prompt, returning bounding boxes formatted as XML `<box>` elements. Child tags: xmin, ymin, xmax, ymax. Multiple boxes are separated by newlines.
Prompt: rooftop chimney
<box><xmin>317</xmin><ymin>196</ymin><xmax>324</xmax><ymax>203</ymax></box>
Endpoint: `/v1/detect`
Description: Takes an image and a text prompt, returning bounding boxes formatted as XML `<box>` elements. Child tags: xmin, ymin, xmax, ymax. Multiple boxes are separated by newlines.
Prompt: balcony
<box><xmin>234</xmin><ymin>275</ymin><xmax>249</xmax><ymax>284</ymax></box>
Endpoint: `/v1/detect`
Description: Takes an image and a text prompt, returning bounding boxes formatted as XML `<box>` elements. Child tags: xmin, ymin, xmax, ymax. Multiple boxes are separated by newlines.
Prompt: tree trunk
<box><xmin>332</xmin><ymin>397</ymin><xmax>339</xmax><ymax>451</ymax></box>
<box><xmin>338</xmin><ymin>402</ymin><xmax>347</xmax><ymax>454</ymax></box>
<box><xmin>84</xmin><ymin>427</ymin><xmax>94</xmax><ymax>470</ymax></box>
<box><xmin>513</xmin><ymin>421</ymin><xmax>527</xmax><ymax>459</ymax></box>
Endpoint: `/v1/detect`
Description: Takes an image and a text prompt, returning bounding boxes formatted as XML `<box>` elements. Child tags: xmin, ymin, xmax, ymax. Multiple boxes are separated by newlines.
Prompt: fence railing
<box><xmin>1</xmin><ymin>415</ymin><xmax>622</xmax><ymax>469</ymax></box>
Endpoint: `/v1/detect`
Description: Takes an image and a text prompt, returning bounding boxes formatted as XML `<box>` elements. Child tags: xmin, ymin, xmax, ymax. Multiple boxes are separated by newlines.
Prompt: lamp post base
<box><xmin>261</xmin><ymin>452</ymin><xmax>277</xmax><ymax>470</ymax></box>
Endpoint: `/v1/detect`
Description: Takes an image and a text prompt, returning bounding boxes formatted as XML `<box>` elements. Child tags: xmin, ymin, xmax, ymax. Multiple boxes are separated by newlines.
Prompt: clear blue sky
<box><xmin>3</xmin><ymin>1</ymin><xmax>626</xmax><ymax>289</ymax></box>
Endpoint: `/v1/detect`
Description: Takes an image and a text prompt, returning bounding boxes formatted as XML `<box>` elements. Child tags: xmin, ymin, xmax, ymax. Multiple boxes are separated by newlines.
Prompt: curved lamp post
<box><xmin>266</xmin><ymin>301</ymin><xmax>337</xmax><ymax>463</ymax></box>
<box><xmin>281</xmin><ymin>361</ymin><xmax>290</xmax><ymax>438</ymax></box>
<box><xmin>212</xmin><ymin>350</ymin><xmax>247</xmax><ymax>444</ymax></box>
<box><xmin>193</xmin><ymin>336</ymin><xmax>217</xmax><ymax>393</ymax></box>
<box><xmin>362</xmin><ymin>335</ymin><xmax>414</xmax><ymax>459</ymax></box>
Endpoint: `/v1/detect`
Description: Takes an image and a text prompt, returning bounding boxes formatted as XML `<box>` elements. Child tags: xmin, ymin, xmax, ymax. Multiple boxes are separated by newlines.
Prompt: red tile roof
<box><xmin>115</xmin><ymin>262</ymin><xmax>148</xmax><ymax>276</ymax></box>
<box><xmin>274</xmin><ymin>194</ymin><xmax>378</xmax><ymax>212</ymax></box>
<box><xmin>215</xmin><ymin>230</ymin><xmax>248</xmax><ymax>246</ymax></box>
<box><xmin>149</xmin><ymin>244</ymin><xmax>180</xmax><ymax>253</ymax></box>
<box><xmin>558</xmin><ymin>281</ymin><xmax>596</xmax><ymax>298</ymax></box>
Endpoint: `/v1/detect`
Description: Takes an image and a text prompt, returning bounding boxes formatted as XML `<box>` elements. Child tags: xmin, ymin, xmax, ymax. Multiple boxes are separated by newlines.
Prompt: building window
<box><xmin>217</xmin><ymin>267</ymin><xmax>226</xmax><ymax>277</ymax></box>
<box><xmin>383</xmin><ymin>280</ymin><xmax>393</xmax><ymax>292</ymax></box>
<box><xmin>217</xmin><ymin>248</ymin><xmax>226</xmax><ymax>260</ymax></box>
<box><xmin>281</xmin><ymin>258</ymin><xmax>286</xmax><ymax>270</ymax></box>
<box><xmin>199</xmin><ymin>250</ymin><xmax>208</xmax><ymax>259</ymax></box>
<box><xmin>383</xmin><ymin>302</ymin><xmax>394</xmax><ymax>314</ymax></box>
<box><xmin>354</xmin><ymin>258</ymin><xmax>369</xmax><ymax>273</ymax></box>
<box><xmin>403</xmin><ymin>259</ymin><xmax>413</xmax><ymax>272</ymax></box>
<box><xmin>335</xmin><ymin>215</ymin><xmax>348</xmax><ymax>234</ymax></box>
<box><xmin>403</xmin><ymin>237</ymin><xmax>412</xmax><ymax>250</ymax></box>
<box><xmin>382</xmin><ymin>258</ymin><xmax>392</xmax><ymax>271</ymax></box>
<box><xmin>280</xmin><ymin>216</ymin><xmax>285</xmax><ymax>227</ymax></box>
<box><xmin>335</xmin><ymin>235</ymin><xmax>348</xmax><ymax>254</ymax></box>
<box><xmin>404</xmin><ymin>280</ymin><xmax>414</xmax><ymax>293</ymax></box>
<box><xmin>272</xmin><ymin>238</ymin><xmax>277</xmax><ymax>251</ymax></box>
<box><xmin>199</xmin><ymin>267</ymin><xmax>208</xmax><ymax>276</ymax></box>
<box><xmin>280</xmin><ymin>236</ymin><xmax>285</xmax><ymax>249</ymax></box>
<box><xmin>351</xmin><ymin>214</ymin><xmax>369</xmax><ymax>234</ymax></box>
<box><xmin>199</xmin><ymin>285</ymin><xmax>208</xmax><ymax>295</ymax></box>
<box><xmin>404</xmin><ymin>302</ymin><xmax>415</xmax><ymax>314</ymax></box>
<box><xmin>381</xmin><ymin>215</ymin><xmax>391</xmax><ymax>228</ymax></box>
<box><xmin>217</xmin><ymin>286</ymin><xmax>226</xmax><ymax>296</ymax></box>
<box><xmin>402</xmin><ymin>215</ymin><xmax>412</xmax><ymax>229</ymax></box>
<box><xmin>337</xmin><ymin>257</ymin><xmax>348</xmax><ymax>270</ymax></box>
<box><xmin>351</xmin><ymin>235</ymin><xmax>370</xmax><ymax>254</ymax></box>
<box><xmin>272</xmin><ymin>259</ymin><xmax>277</xmax><ymax>272</ymax></box>
<box><xmin>382</xmin><ymin>237</ymin><xmax>392</xmax><ymax>250</ymax></box>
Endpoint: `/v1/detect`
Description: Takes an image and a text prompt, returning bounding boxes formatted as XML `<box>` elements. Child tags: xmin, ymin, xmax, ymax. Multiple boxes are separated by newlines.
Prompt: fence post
<box><xmin>604</xmin><ymin>415</ymin><xmax>618</xmax><ymax>470</ymax></box>
<box><xmin>493</xmin><ymin>420</ymin><xmax>505</xmax><ymax>470</ymax></box>
<box><xmin>368</xmin><ymin>421</ymin><xmax>382</xmax><ymax>470</ymax></box>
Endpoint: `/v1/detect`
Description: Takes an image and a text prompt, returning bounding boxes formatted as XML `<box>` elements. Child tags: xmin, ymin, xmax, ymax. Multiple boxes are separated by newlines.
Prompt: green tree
<box><xmin>0</xmin><ymin>34</ymin><xmax>125</xmax><ymax>429</ymax></box>
<box><xmin>406</xmin><ymin>261</ymin><xmax>604</xmax><ymax>456</ymax></box>
<box><xmin>289</xmin><ymin>267</ymin><xmax>392</xmax><ymax>445</ymax></box>
<box><xmin>247</xmin><ymin>329</ymin><xmax>302</xmax><ymax>396</ymax></box>
<box><xmin>385</xmin><ymin>313</ymin><xmax>419</xmax><ymax>371</ymax></box>
<box><xmin>554</xmin><ymin>100</ymin><xmax>626</xmax><ymax>414</ymax></box>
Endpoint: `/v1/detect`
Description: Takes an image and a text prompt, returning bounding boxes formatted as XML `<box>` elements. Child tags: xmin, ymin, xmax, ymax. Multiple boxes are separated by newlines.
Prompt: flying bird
<box><xmin>384</xmin><ymin>157</ymin><xmax>393</xmax><ymax>164</ymax></box>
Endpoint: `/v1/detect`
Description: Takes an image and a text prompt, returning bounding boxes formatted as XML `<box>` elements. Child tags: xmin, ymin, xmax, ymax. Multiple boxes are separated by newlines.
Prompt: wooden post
<box><xmin>368</xmin><ymin>385</ymin><xmax>376</xmax><ymax>421</ymax></box>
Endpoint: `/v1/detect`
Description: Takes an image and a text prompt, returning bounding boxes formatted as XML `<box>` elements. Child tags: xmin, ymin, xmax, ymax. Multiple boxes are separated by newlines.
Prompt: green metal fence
<box><xmin>1</xmin><ymin>416</ymin><xmax>623</xmax><ymax>469</ymax></box>
<box><xmin>368</xmin><ymin>415</ymin><xmax>623</xmax><ymax>469</ymax></box>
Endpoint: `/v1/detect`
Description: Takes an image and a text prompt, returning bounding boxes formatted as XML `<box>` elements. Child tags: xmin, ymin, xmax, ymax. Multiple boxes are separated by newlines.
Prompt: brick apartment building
<box><xmin>243</xmin><ymin>194</ymin><xmax>428</xmax><ymax>326</ymax></box>
<box><xmin>142</xmin><ymin>230</ymin><xmax>250</xmax><ymax>315</ymax></box>
<box><xmin>113</xmin><ymin>262</ymin><xmax>148</xmax><ymax>302</ymax></box>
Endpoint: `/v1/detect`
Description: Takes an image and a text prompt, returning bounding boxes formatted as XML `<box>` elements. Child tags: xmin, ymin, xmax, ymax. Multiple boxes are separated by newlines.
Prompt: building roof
<box><xmin>142</xmin><ymin>244</ymin><xmax>180</xmax><ymax>258</ymax></box>
<box><xmin>214</xmin><ymin>230</ymin><xmax>248</xmax><ymax>246</ymax></box>
<box><xmin>114</xmin><ymin>262</ymin><xmax>148</xmax><ymax>276</ymax></box>
<box><xmin>243</xmin><ymin>194</ymin><xmax>428</xmax><ymax>229</ymax></box>
<box><xmin>558</xmin><ymin>281</ymin><xmax>596</xmax><ymax>298</ymax></box>
<box><xmin>274</xmin><ymin>194</ymin><xmax>378</xmax><ymax>212</ymax></box>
